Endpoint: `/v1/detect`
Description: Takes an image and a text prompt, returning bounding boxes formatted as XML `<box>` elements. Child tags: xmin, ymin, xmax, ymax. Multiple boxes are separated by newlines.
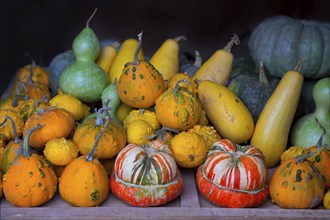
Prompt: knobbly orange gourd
<box><xmin>0</xmin><ymin>109</ymin><xmax>24</xmax><ymax>141</ymax></box>
<box><xmin>3</xmin><ymin>124</ymin><xmax>58</xmax><ymax>207</ymax></box>
<box><xmin>73</xmin><ymin>107</ymin><xmax>126</xmax><ymax>159</ymax></box>
<box><xmin>167</xmin><ymin>72</ymin><xmax>198</xmax><ymax>93</ymax></box>
<box><xmin>117</xmin><ymin>31</ymin><xmax>165</xmax><ymax>108</ymax></box>
<box><xmin>155</xmin><ymin>79</ymin><xmax>202</xmax><ymax>131</ymax></box>
<box><xmin>23</xmin><ymin>107</ymin><xmax>75</xmax><ymax>149</ymax></box>
<box><xmin>59</xmin><ymin>118</ymin><xmax>110</xmax><ymax>207</ymax></box>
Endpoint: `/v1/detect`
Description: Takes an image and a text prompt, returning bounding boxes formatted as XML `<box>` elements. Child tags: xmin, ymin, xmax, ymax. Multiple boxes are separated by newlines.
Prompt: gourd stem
<box><xmin>86</xmin><ymin>8</ymin><xmax>97</xmax><ymax>28</ymax></box>
<box><xmin>111</xmin><ymin>41</ymin><xmax>121</xmax><ymax>50</ymax></box>
<box><xmin>27</xmin><ymin>65</ymin><xmax>34</xmax><ymax>84</ymax></box>
<box><xmin>223</xmin><ymin>34</ymin><xmax>240</xmax><ymax>52</ymax></box>
<box><xmin>17</xmin><ymin>79</ymin><xmax>28</xmax><ymax>94</ymax></box>
<box><xmin>295</xmin><ymin>145</ymin><xmax>326</xmax><ymax>163</ymax></box>
<box><xmin>31</xmin><ymin>95</ymin><xmax>49</xmax><ymax>115</ymax></box>
<box><xmin>193</xmin><ymin>50</ymin><xmax>202</xmax><ymax>68</ymax></box>
<box><xmin>147</xmin><ymin>126</ymin><xmax>179</xmax><ymax>140</ymax></box>
<box><xmin>133</xmin><ymin>31</ymin><xmax>143</xmax><ymax>65</ymax></box>
<box><xmin>23</xmin><ymin>124</ymin><xmax>42</xmax><ymax>157</ymax></box>
<box><xmin>95</xmin><ymin>106</ymin><xmax>112</xmax><ymax>126</ymax></box>
<box><xmin>4</xmin><ymin>115</ymin><xmax>20</xmax><ymax>143</ymax></box>
<box><xmin>258</xmin><ymin>61</ymin><xmax>269</xmax><ymax>85</ymax></box>
<box><xmin>174</xmin><ymin>79</ymin><xmax>189</xmax><ymax>95</ymax></box>
<box><xmin>139</xmin><ymin>108</ymin><xmax>145</xmax><ymax>115</ymax></box>
<box><xmin>24</xmin><ymin>53</ymin><xmax>36</xmax><ymax>68</ymax></box>
<box><xmin>173</xmin><ymin>35</ymin><xmax>187</xmax><ymax>43</ymax></box>
<box><xmin>315</xmin><ymin>117</ymin><xmax>326</xmax><ymax>148</ymax></box>
<box><xmin>0</xmin><ymin>117</ymin><xmax>7</xmax><ymax>127</ymax></box>
<box><xmin>294</xmin><ymin>58</ymin><xmax>307</xmax><ymax>72</ymax></box>
<box><xmin>86</xmin><ymin>117</ymin><xmax>110</xmax><ymax>162</ymax></box>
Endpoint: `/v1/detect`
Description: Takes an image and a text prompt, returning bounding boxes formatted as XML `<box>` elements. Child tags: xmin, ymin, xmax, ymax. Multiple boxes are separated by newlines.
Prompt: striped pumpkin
<box><xmin>196</xmin><ymin>139</ymin><xmax>269</xmax><ymax>208</ymax></box>
<box><xmin>110</xmin><ymin>141</ymin><xmax>184</xmax><ymax>206</ymax></box>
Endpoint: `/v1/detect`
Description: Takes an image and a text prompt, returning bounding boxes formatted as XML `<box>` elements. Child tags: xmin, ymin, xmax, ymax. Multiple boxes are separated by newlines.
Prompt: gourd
<box><xmin>0</xmin><ymin>109</ymin><xmax>24</xmax><ymax>141</ymax></box>
<box><xmin>3</xmin><ymin>124</ymin><xmax>58</xmax><ymax>207</ymax></box>
<box><xmin>59</xmin><ymin>118</ymin><xmax>109</xmax><ymax>207</ymax></box>
<box><xmin>188</xmin><ymin>125</ymin><xmax>221</xmax><ymax>149</ymax></box>
<box><xmin>167</xmin><ymin>72</ymin><xmax>198</xmax><ymax>94</ymax></box>
<box><xmin>197</xmin><ymin>80</ymin><xmax>254</xmax><ymax>144</ymax></box>
<box><xmin>180</xmin><ymin>50</ymin><xmax>202</xmax><ymax>77</ymax></box>
<box><xmin>96</xmin><ymin>41</ymin><xmax>120</xmax><ymax>74</ymax></box>
<box><xmin>117</xmin><ymin>31</ymin><xmax>166</xmax><ymax>108</ymax></box>
<box><xmin>228</xmin><ymin>62</ymin><xmax>279</xmax><ymax>123</ymax></box>
<box><xmin>116</xmin><ymin>103</ymin><xmax>135</xmax><ymax>123</ymax></box>
<box><xmin>290</xmin><ymin>77</ymin><xmax>330</xmax><ymax>149</ymax></box>
<box><xmin>248</xmin><ymin>15</ymin><xmax>330</xmax><ymax>78</ymax></box>
<box><xmin>109</xmin><ymin>38</ymin><xmax>144</xmax><ymax>84</ymax></box>
<box><xmin>110</xmin><ymin>140</ymin><xmax>184</xmax><ymax>206</ymax></box>
<box><xmin>194</xmin><ymin>34</ymin><xmax>240</xmax><ymax>85</ymax></box>
<box><xmin>100</xmin><ymin>79</ymin><xmax>122</xmax><ymax>124</ymax></box>
<box><xmin>155</xmin><ymin>80</ymin><xmax>202</xmax><ymax>131</ymax></box>
<box><xmin>48</xmin><ymin>50</ymin><xmax>75</xmax><ymax>96</ymax></box>
<box><xmin>196</xmin><ymin>139</ymin><xmax>269</xmax><ymax>208</ymax></box>
<box><xmin>251</xmin><ymin>60</ymin><xmax>305</xmax><ymax>167</ymax></box>
<box><xmin>73</xmin><ymin>107</ymin><xmax>126</xmax><ymax>159</ymax></box>
<box><xmin>269</xmin><ymin>147</ymin><xmax>325</xmax><ymax>209</ymax></box>
<box><xmin>324</xmin><ymin>189</ymin><xmax>330</xmax><ymax>209</ymax></box>
<box><xmin>23</xmin><ymin>107</ymin><xmax>75</xmax><ymax>149</ymax></box>
<box><xmin>149</xmin><ymin>36</ymin><xmax>186</xmax><ymax>81</ymax></box>
<box><xmin>59</xmin><ymin>9</ymin><xmax>109</xmax><ymax>102</ymax></box>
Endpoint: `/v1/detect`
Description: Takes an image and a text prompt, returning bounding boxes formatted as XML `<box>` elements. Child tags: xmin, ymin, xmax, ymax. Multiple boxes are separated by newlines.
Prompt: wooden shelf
<box><xmin>1</xmin><ymin>168</ymin><xmax>329</xmax><ymax>220</ymax></box>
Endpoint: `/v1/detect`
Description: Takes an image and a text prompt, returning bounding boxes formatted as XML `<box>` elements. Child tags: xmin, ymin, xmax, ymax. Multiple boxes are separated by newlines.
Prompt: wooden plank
<box><xmin>179</xmin><ymin>168</ymin><xmax>200</xmax><ymax>207</ymax></box>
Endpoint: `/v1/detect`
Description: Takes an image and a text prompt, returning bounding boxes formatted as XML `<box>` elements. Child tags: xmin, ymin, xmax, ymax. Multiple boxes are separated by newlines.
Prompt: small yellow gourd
<box><xmin>188</xmin><ymin>125</ymin><xmax>221</xmax><ymax>149</ymax></box>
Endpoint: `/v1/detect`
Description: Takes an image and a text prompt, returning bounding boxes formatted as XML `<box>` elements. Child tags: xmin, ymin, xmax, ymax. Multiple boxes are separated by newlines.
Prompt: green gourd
<box><xmin>180</xmin><ymin>50</ymin><xmax>202</xmax><ymax>77</ymax></box>
<box><xmin>290</xmin><ymin>77</ymin><xmax>330</xmax><ymax>150</ymax></box>
<box><xmin>100</xmin><ymin>79</ymin><xmax>121</xmax><ymax>124</ymax></box>
<box><xmin>59</xmin><ymin>9</ymin><xmax>108</xmax><ymax>102</ymax></box>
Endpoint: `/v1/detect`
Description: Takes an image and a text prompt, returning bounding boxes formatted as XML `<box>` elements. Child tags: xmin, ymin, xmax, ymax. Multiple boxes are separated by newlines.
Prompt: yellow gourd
<box><xmin>116</xmin><ymin>103</ymin><xmax>135</xmax><ymax>122</ymax></box>
<box><xmin>197</xmin><ymin>80</ymin><xmax>254</xmax><ymax>144</ymax></box>
<box><xmin>149</xmin><ymin>36</ymin><xmax>186</xmax><ymax>81</ymax></box>
<box><xmin>251</xmin><ymin>60</ymin><xmax>305</xmax><ymax>168</ymax></box>
<box><xmin>324</xmin><ymin>189</ymin><xmax>330</xmax><ymax>209</ymax></box>
<box><xmin>96</xmin><ymin>41</ymin><xmax>120</xmax><ymax>74</ymax></box>
<box><xmin>108</xmin><ymin>38</ymin><xmax>144</xmax><ymax>84</ymax></box>
<box><xmin>194</xmin><ymin>34</ymin><xmax>240</xmax><ymax>85</ymax></box>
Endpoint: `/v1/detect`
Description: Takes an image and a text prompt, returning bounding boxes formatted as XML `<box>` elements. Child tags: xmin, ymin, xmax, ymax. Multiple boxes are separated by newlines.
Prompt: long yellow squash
<box><xmin>250</xmin><ymin>60</ymin><xmax>305</xmax><ymax>168</ymax></box>
<box><xmin>197</xmin><ymin>80</ymin><xmax>254</xmax><ymax>144</ymax></box>
<box><xmin>96</xmin><ymin>41</ymin><xmax>120</xmax><ymax>74</ymax></box>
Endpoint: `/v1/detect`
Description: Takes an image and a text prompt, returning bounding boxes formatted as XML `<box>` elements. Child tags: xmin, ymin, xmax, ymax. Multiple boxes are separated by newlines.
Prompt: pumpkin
<box><xmin>73</xmin><ymin>107</ymin><xmax>126</xmax><ymax>159</ymax></box>
<box><xmin>248</xmin><ymin>15</ymin><xmax>330</xmax><ymax>78</ymax></box>
<box><xmin>155</xmin><ymin>79</ymin><xmax>202</xmax><ymax>131</ymax></box>
<box><xmin>167</xmin><ymin>72</ymin><xmax>198</xmax><ymax>93</ymax></box>
<box><xmin>110</xmin><ymin>140</ymin><xmax>184</xmax><ymax>206</ymax></box>
<box><xmin>23</xmin><ymin>107</ymin><xmax>75</xmax><ymax>149</ymax></box>
<box><xmin>3</xmin><ymin>124</ymin><xmax>58</xmax><ymax>207</ymax></box>
<box><xmin>59</xmin><ymin>118</ymin><xmax>110</xmax><ymax>207</ymax></box>
<box><xmin>228</xmin><ymin>61</ymin><xmax>279</xmax><ymax>123</ymax></box>
<box><xmin>0</xmin><ymin>109</ymin><xmax>24</xmax><ymax>141</ymax></box>
<box><xmin>269</xmin><ymin>147</ymin><xmax>325</xmax><ymax>209</ymax></box>
<box><xmin>117</xmin><ymin>32</ymin><xmax>165</xmax><ymax>108</ymax></box>
<box><xmin>169</xmin><ymin>131</ymin><xmax>208</xmax><ymax>168</ymax></box>
<box><xmin>196</xmin><ymin>139</ymin><xmax>269</xmax><ymax>208</ymax></box>
<box><xmin>48</xmin><ymin>50</ymin><xmax>75</xmax><ymax>96</ymax></box>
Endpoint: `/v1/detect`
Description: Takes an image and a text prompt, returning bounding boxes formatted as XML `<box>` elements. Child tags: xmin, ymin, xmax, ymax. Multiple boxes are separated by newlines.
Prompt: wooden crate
<box><xmin>1</xmin><ymin>168</ymin><xmax>329</xmax><ymax>220</ymax></box>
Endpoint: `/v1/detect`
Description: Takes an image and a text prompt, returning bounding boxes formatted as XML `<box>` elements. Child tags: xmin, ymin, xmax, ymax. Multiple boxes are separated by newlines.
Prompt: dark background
<box><xmin>1</xmin><ymin>0</ymin><xmax>329</xmax><ymax>95</ymax></box>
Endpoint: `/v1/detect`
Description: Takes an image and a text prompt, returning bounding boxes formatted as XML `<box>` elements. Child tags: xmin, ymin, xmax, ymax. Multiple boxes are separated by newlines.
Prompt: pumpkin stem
<box><xmin>293</xmin><ymin>58</ymin><xmax>307</xmax><ymax>72</ymax></box>
<box><xmin>86</xmin><ymin>117</ymin><xmax>110</xmax><ymax>162</ymax></box>
<box><xmin>27</xmin><ymin>65</ymin><xmax>35</xmax><ymax>84</ymax></box>
<box><xmin>3</xmin><ymin>115</ymin><xmax>21</xmax><ymax>144</ymax></box>
<box><xmin>31</xmin><ymin>95</ymin><xmax>49</xmax><ymax>115</ymax></box>
<box><xmin>24</xmin><ymin>53</ymin><xmax>36</xmax><ymax>69</ymax></box>
<box><xmin>0</xmin><ymin>117</ymin><xmax>7</xmax><ymax>127</ymax></box>
<box><xmin>315</xmin><ymin>117</ymin><xmax>326</xmax><ymax>148</ymax></box>
<box><xmin>295</xmin><ymin>144</ymin><xmax>326</xmax><ymax>163</ymax></box>
<box><xmin>193</xmin><ymin>50</ymin><xmax>202</xmax><ymax>68</ymax></box>
<box><xmin>95</xmin><ymin>106</ymin><xmax>112</xmax><ymax>126</ymax></box>
<box><xmin>258</xmin><ymin>61</ymin><xmax>269</xmax><ymax>85</ymax></box>
<box><xmin>173</xmin><ymin>35</ymin><xmax>187</xmax><ymax>43</ymax></box>
<box><xmin>133</xmin><ymin>31</ymin><xmax>143</xmax><ymax>65</ymax></box>
<box><xmin>223</xmin><ymin>34</ymin><xmax>240</xmax><ymax>52</ymax></box>
<box><xmin>174</xmin><ymin>79</ymin><xmax>189</xmax><ymax>95</ymax></box>
<box><xmin>23</xmin><ymin>124</ymin><xmax>42</xmax><ymax>157</ymax></box>
<box><xmin>86</xmin><ymin>8</ymin><xmax>97</xmax><ymax>28</ymax></box>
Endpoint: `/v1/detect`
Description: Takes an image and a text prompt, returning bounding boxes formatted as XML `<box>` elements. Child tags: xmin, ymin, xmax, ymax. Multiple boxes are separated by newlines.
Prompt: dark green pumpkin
<box><xmin>248</xmin><ymin>15</ymin><xmax>330</xmax><ymax>79</ymax></box>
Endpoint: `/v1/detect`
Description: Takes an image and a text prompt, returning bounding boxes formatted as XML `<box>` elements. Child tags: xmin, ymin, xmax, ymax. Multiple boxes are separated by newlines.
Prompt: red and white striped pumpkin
<box><xmin>110</xmin><ymin>140</ymin><xmax>184</xmax><ymax>206</ymax></box>
<box><xmin>196</xmin><ymin>139</ymin><xmax>269</xmax><ymax>208</ymax></box>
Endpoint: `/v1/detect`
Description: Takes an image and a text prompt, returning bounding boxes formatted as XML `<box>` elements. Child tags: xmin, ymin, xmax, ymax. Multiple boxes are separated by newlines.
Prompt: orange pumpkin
<box><xmin>3</xmin><ymin>124</ymin><xmax>58</xmax><ymax>207</ymax></box>
<box><xmin>59</xmin><ymin>118</ymin><xmax>110</xmax><ymax>207</ymax></box>
<box><xmin>117</xmin><ymin>31</ymin><xmax>165</xmax><ymax>108</ymax></box>
<box><xmin>0</xmin><ymin>109</ymin><xmax>24</xmax><ymax>141</ymax></box>
<box><xmin>23</xmin><ymin>107</ymin><xmax>75</xmax><ymax>149</ymax></box>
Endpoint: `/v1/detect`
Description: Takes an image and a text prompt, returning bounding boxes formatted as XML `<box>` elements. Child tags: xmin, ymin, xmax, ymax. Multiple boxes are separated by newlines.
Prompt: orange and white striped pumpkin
<box><xmin>110</xmin><ymin>140</ymin><xmax>184</xmax><ymax>206</ymax></box>
<box><xmin>196</xmin><ymin>139</ymin><xmax>269</xmax><ymax>208</ymax></box>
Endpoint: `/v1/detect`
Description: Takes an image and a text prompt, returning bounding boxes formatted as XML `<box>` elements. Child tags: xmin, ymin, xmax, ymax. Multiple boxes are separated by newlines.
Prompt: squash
<box><xmin>48</xmin><ymin>50</ymin><xmax>75</xmax><ymax>96</ymax></box>
<box><xmin>197</xmin><ymin>80</ymin><xmax>254</xmax><ymax>144</ymax></box>
<box><xmin>269</xmin><ymin>147</ymin><xmax>325</xmax><ymax>209</ymax></box>
<box><xmin>155</xmin><ymin>79</ymin><xmax>202</xmax><ymax>131</ymax></box>
<box><xmin>194</xmin><ymin>34</ymin><xmax>240</xmax><ymax>85</ymax></box>
<box><xmin>196</xmin><ymin>139</ymin><xmax>269</xmax><ymax>208</ymax></box>
<box><xmin>109</xmin><ymin>38</ymin><xmax>144</xmax><ymax>84</ymax></box>
<box><xmin>3</xmin><ymin>124</ymin><xmax>58</xmax><ymax>207</ymax></box>
<box><xmin>290</xmin><ymin>77</ymin><xmax>330</xmax><ymax>149</ymax></box>
<box><xmin>251</xmin><ymin>60</ymin><xmax>305</xmax><ymax>167</ymax></box>
<box><xmin>96</xmin><ymin>41</ymin><xmax>120</xmax><ymax>74</ymax></box>
<box><xmin>324</xmin><ymin>189</ymin><xmax>330</xmax><ymax>209</ymax></box>
<box><xmin>167</xmin><ymin>72</ymin><xmax>198</xmax><ymax>94</ymax></box>
<box><xmin>110</xmin><ymin>141</ymin><xmax>184</xmax><ymax>206</ymax></box>
<box><xmin>0</xmin><ymin>109</ymin><xmax>24</xmax><ymax>141</ymax></box>
<box><xmin>248</xmin><ymin>15</ymin><xmax>330</xmax><ymax>78</ymax></box>
<box><xmin>188</xmin><ymin>125</ymin><xmax>221</xmax><ymax>149</ymax></box>
<box><xmin>117</xmin><ymin>32</ymin><xmax>166</xmax><ymax>108</ymax></box>
<box><xmin>23</xmin><ymin>107</ymin><xmax>75</xmax><ymax>149</ymax></box>
<box><xmin>149</xmin><ymin>36</ymin><xmax>186</xmax><ymax>81</ymax></box>
<box><xmin>59</xmin><ymin>118</ymin><xmax>110</xmax><ymax>207</ymax></box>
